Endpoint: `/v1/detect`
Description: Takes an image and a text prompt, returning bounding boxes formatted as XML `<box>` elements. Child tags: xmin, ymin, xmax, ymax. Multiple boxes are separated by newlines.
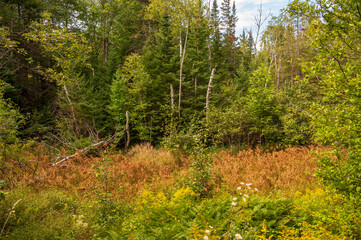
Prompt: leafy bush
<box><xmin>188</xmin><ymin>150</ymin><xmax>214</xmax><ymax>198</ymax></box>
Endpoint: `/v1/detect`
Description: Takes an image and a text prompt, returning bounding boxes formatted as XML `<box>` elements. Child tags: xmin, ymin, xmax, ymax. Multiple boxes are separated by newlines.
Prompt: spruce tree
<box><xmin>210</xmin><ymin>0</ymin><xmax>223</xmax><ymax>69</ymax></box>
<box><xmin>142</xmin><ymin>13</ymin><xmax>179</xmax><ymax>141</ymax></box>
<box><xmin>220</xmin><ymin>0</ymin><xmax>239</xmax><ymax>78</ymax></box>
<box><xmin>184</xmin><ymin>0</ymin><xmax>210</xmax><ymax>118</ymax></box>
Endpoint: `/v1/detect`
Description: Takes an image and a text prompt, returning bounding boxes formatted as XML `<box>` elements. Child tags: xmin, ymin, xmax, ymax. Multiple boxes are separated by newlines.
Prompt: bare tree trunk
<box><xmin>278</xmin><ymin>56</ymin><xmax>282</xmax><ymax>88</ymax></box>
<box><xmin>275</xmin><ymin>55</ymin><xmax>280</xmax><ymax>90</ymax></box>
<box><xmin>293</xmin><ymin>12</ymin><xmax>300</xmax><ymax>85</ymax></box>
<box><xmin>254</xmin><ymin>3</ymin><xmax>270</xmax><ymax>64</ymax></box>
<box><xmin>126</xmin><ymin>111</ymin><xmax>130</xmax><ymax>149</ymax></box>
<box><xmin>194</xmin><ymin>77</ymin><xmax>197</xmax><ymax>94</ymax></box>
<box><xmin>63</xmin><ymin>85</ymin><xmax>79</xmax><ymax>136</ymax></box>
<box><xmin>178</xmin><ymin>20</ymin><xmax>189</xmax><ymax>119</ymax></box>
<box><xmin>170</xmin><ymin>84</ymin><xmax>174</xmax><ymax>114</ymax></box>
<box><xmin>206</xmin><ymin>67</ymin><xmax>216</xmax><ymax>120</ymax></box>
<box><xmin>179</xmin><ymin>29</ymin><xmax>182</xmax><ymax>58</ymax></box>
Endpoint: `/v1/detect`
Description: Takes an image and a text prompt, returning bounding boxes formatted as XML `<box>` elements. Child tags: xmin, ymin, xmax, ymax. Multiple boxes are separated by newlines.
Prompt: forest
<box><xmin>0</xmin><ymin>0</ymin><xmax>360</xmax><ymax>239</ymax></box>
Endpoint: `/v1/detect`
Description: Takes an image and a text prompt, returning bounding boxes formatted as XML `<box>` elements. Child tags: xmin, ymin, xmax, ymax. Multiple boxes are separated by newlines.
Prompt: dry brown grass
<box><xmin>13</xmin><ymin>144</ymin><xmax>328</xmax><ymax>199</ymax></box>
<box><xmin>213</xmin><ymin>145</ymin><xmax>329</xmax><ymax>193</ymax></box>
<box><xmin>19</xmin><ymin>143</ymin><xmax>190</xmax><ymax>200</ymax></box>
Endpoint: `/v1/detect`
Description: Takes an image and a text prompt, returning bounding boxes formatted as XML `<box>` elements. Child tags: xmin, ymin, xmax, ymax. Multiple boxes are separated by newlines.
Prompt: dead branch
<box><xmin>52</xmin><ymin>129</ymin><xmax>125</xmax><ymax>166</ymax></box>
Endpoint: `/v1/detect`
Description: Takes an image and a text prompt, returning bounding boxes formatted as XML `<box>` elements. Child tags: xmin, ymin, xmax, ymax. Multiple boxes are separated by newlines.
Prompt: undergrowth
<box><xmin>0</xmin><ymin>144</ymin><xmax>360</xmax><ymax>239</ymax></box>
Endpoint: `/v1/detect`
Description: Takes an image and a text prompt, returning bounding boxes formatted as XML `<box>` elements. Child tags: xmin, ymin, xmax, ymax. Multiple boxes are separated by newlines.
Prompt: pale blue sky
<box><xmin>235</xmin><ymin>0</ymin><xmax>289</xmax><ymax>34</ymax></box>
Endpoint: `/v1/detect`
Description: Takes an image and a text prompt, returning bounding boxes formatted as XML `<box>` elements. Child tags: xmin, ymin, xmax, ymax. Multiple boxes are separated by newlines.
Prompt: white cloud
<box><xmin>236</xmin><ymin>0</ymin><xmax>286</xmax><ymax>7</ymax></box>
<box><xmin>236</xmin><ymin>8</ymin><xmax>259</xmax><ymax>32</ymax></box>
<box><xmin>234</xmin><ymin>0</ymin><xmax>289</xmax><ymax>35</ymax></box>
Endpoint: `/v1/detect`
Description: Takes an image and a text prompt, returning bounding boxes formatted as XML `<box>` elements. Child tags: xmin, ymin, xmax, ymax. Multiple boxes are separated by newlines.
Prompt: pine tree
<box><xmin>220</xmin><ymin>0</ymin><xmax>239</xmax><ymax>78</ymax></box>
<box><xmin>210</xmin><ymin>0</ymin><xmax>223</xmax><ymax>69</ymax></box>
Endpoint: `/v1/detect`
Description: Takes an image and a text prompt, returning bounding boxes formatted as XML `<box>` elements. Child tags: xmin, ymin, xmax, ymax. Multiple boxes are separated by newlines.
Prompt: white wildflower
<box><xmin>244</xmin><ymin>194</ymin><xmax>249</xmax><ymax>198</ymax></box>
<box><xmin>231</xmin><ymin>202</ymin><xmax>237</xmax><ymax>206</ymax></box>
<box><xmin>235</xmin><ymin>233</ymin><xmax>243</xmax><ymax>239</ymax></box>
<box><xmin>205</xmin><ymin>230</ymin><xmax>210</xmax><ymax>234</ymax></box>
<box><xmin>209</xmin><ymin>225</ymin><xmax>213</xmax><ymax>229</ymax></box>
<box><xmin>237</xmin><ymin>186</ymin><xmax>242</xmax><ymax>190</ymax></box>
<box><xmin>255</xmin><ymin>188</ymin><xmax>259</xmax><ymax>192</ymax></box>
<box><xmin>243</xmin><ymin>198</ymin><xmax>247</xmax><ymax>202</ymax></box>
<box><xmin>239</xmin><ymin>192</ymin><xmax>243</xmax><ymax>195</ymax></box>
<box><xmin>204</xmin><ymin>236</ymin><xmax>209</xmax><ymax>240</ymax></box>
<box><xmin>233</xmin><ymin>197</ymin><xmax>238</xmax><ymax>201</ymax></box>
<box><xmin>240</xmin><ymin>182</ymin><xmax>245</xmax><ymax>185</ymax></box>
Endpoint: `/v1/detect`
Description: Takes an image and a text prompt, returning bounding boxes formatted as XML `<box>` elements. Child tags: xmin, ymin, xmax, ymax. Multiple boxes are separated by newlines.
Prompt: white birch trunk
<box><xmin>178</xmin><ymin>20</ymin><xmax>189</xmax><ymax>118</ymax></box>
<box><xmin>206</xmin><ymin>67</ymin><xmax>216</xmax><ymax>120</ymax></box>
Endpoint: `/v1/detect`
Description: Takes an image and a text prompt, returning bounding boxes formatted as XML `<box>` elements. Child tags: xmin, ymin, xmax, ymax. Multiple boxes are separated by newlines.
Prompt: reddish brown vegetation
<box><xmin>11</xmin><ymin>144</ymin><xmax>328</xmax><ymax>199</ymax></box>
<box><xmin>19</xmin><ymin>143</ymin><xmax>190</xmax><ymax>200</ymax></box>
<box><xmin>213</xmin><ymin>146</ymin><xmax>329</xmax><ymax>192</ymax></box>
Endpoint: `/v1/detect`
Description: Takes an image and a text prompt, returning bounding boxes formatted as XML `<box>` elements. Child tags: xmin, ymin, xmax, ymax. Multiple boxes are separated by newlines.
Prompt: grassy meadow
<box><xmin>1</xmin><ymin>143</ymin><xmax>360</xmax><ymax>239</ymax></box>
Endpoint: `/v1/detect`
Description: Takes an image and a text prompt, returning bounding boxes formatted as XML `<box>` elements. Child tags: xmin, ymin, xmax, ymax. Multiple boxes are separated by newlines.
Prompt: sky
<box><xmin>235</xmin><ymin>0</ymin><xmax>290</xmax><ymax>35</ymax></box>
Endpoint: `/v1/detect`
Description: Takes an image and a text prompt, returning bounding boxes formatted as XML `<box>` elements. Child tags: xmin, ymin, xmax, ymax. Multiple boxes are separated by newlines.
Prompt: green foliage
<box><xmin>0</xmin><ymin>28</ymin><xmax>25</xmax><ymax>147</ymax></box>
<box><xmin>0</xmin><ymin>187</ymin><xmax>92</xmax><ymax>239</ymax></box>
<box><xmin>246</xmin><ymin>65</ymin><xmax>283</xmax><ymax>144</ymax></box>
<box><xmin>2</xmin><ymin>0</ymin><xmax>361</xmax><ymax>237</ymax></box>
<box><xmin>162</xmin><ymin>116</ymin><xmax>211</xmax><ymax>152</ymax></box>
<box><xmin>24</xmin><ymin>12</ymin><xmax>91</xmax><ymax>87</ymax></box>
<box><xmin>1</xmin><ymin>182</ymin><xmax>360</xmax><ymax>239</ymax></box>
<box><xmin>278</xmin><ymin>83</ymin><xmax>317</xmax><ymax>145</ymax></box>
<box><xmin>0</xmin><ymin>90</ymin><xmax>24</xmax><ymax>146</ymax></box>
<box><xmin>0</xmin><ymin>85</ymin><xmax>25</xmax><ymax>186</ymax></box>
<box><xmin>207</xmin><ymin>65</ymin><xmax>289</xmax><ymax>147</ymax></box>
<box><xmin>110</xmin><ymin>53</ymin><xmax>154</xmax><ymax>141</ymax></box>
<box><xmin>300</xmin><ymin>0</ymin><xmax>361</xmax><ymax>202</ymax></box>
<box><xmin>189</xmin><ymin>150</ymin><xmax>214</xmax><ymax>198</ymax></box>
<box><xmin>249</xmin><ymin>196</ymin><xmax>294</xmax><ymax>236</ymax></box>
<box><xmin>315</xmin><ymin>150</ymin><xmax>361</xmax><ymax>203</ymax></box>
<box><xmin>290</xmin><ymin>188</ymin><xmax>361</xmax><ymax>239</ymax></box>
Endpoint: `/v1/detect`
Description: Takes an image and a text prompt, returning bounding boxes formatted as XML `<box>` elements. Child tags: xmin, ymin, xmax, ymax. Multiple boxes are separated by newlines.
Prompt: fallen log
<box><xmin>52</xmin><ymin>130</ymin><xmax>125</xmax><ymax>166</ymax></box>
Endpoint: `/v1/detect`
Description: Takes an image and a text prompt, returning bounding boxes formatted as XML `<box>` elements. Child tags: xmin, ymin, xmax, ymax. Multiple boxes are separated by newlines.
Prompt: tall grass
<box><xmin>213</xmin><ymin>146</ymin><xmax>327</xmax><ymax>193</ymax></box>
<box><xmin>15</xmin><ymin>144</ymin><xmax>324</xmax><ymax>200</ymax></box>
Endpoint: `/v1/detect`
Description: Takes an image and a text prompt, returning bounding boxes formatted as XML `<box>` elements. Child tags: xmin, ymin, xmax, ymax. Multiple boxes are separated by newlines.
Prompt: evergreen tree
<box><xmin>142</xmin><ymin>13</ymin><xmax>179</xmax><ymax>141</ymax></box>
<box><xmin>183</xmin><ymin>0</ymin><xmax>210</xmax><ymax>118</ymax></box>
<box><xmin>220</xmin><ymin>0</ymin><xmax>238</xmax><ymax>78</ymax></box>
<box><xmin>110</xmin><ymin>54</ymin><xmax>153</xmax><ymax>142</ymax></box>
<box><xmin>210</xmin><ymin>0</ymin><xmax>223</xmax><ymax>69</ymax></box>
<box><xmin>236</xmin><ymin>30</ymin><xmax>254</xmax><ymax>93</ymax></box>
